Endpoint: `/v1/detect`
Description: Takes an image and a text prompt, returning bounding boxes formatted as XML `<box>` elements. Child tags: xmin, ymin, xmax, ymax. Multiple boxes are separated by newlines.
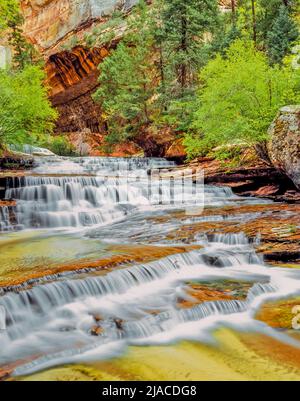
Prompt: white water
<box><xmin>0</xmin><ymin>156</ymin><xmax>299</xmax><ymax>376</ymax></box>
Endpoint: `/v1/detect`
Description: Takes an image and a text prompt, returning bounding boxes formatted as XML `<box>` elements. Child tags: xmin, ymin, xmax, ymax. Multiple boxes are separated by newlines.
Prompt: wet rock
<box><xmin>164</xmin><ymin>203</ymin><xmax>300</xmax><ymax>263</ymax></box>
<box><xmin>281</xmin><ymin>191</ymin><xmax>300</xmax><ymax>203</ymax></box>
<box><xmin>253</xmin><ymin>185</ymin><xmax>280</xmax><ymax>197</ymax></box>
<box><xmin>0</xmin><ymin>155</ymin><xmax>34</xmax><ymax>171</ymax></box>
<box><xmin>179</xmin><ymin>281</ymin><xmax>251</xmax><ymax>309</ymax></box>
<box><xmin>90</xmin><ymin>325</ymin><xmax>103</xmax><ymax>336</ymax></box>
<box><xmin>165</xmin><ymin>138</ymin><xmax>187</xmax><ymax>163</ymax></box>
<box><xmin>268</xmin><ymin>105</ymin><xmax>300</xmax><ymax>190</ymax></box>
<box><xmin>188</xmin><ymin>146</ymin><xmax>300</xmax><ymax>202</ymax></box>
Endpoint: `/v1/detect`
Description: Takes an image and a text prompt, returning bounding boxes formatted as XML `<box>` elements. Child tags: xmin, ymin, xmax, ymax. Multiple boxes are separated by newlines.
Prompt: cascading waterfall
<box><xmin>0</xmin><ymin>206</ymin><xmax>12</xmax><ymax>231</ymax></box>
<box><xmin>1</xmin><ymin>156</ymin><xmax>246</xmax><ymax>230</ymax></box>
<box><xmin>0</xmin><ymin>155</ymin><xmax>299</xmax><ymax>377</ymax></box>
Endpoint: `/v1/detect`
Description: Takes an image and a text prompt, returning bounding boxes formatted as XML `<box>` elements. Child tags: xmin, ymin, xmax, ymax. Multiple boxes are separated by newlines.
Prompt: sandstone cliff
<box><xmin>268</xmin><ymin>106</ymin><xmax>300</xmax><ymax>190</ymax></box>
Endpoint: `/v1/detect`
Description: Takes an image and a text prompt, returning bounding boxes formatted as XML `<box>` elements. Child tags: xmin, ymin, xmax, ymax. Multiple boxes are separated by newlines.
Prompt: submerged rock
<box><xmin>268</xmin><ymin>106</ymin><xmax>300</xmax><ymax>190</ymax></box>
<box><xmin>165</xmin><ymin>138</ymin><xmax>187</xmax><ymax>163</ymax></box>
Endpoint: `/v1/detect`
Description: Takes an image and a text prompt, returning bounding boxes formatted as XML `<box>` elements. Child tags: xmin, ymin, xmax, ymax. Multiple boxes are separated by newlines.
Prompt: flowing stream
<box><xmin>0</xmin><ymin>156</ymin><xmax>300</xmax><ymax>377</ymax></box>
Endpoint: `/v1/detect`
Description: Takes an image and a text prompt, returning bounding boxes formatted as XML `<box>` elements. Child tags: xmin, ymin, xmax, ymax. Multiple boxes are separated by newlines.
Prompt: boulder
<box><xmin>268</xmin><ymin>106</ymin><xmax>300</xmax><ymax>190</ymax></box>
<box><xmin>165</xmin><ymin>138</ymin><xmax>187</xmax><ymax>163</ymax></box>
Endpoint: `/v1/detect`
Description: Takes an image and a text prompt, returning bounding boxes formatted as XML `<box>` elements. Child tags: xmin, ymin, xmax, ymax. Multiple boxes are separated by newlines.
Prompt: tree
<box><xmin>162</xmin><ymin>0</ymin><xmax>220</xmax><ymax>97</ymax></box>
<box><xmin>0</xmin><ymin>0</ymin><xmax>19</xmax><ymax>31</ymax></box>
<box><xmin>93</xmin><ymin>1</ymin><xmax>158</xmax><ymax>146</ymax></box>
<box><xmin>185</xmin><ymin>40</ymin><xmax>300</xmax><ymax>159</ymax></box>
<box><xmin>0</xmin><ymin>66</ymin><xmax>58</xmax><ymax>148</ymax></box>
<box><xmin>266</xmin><ymin>5</ymin><xmax>299</xmax><ymax>64</ymax></box>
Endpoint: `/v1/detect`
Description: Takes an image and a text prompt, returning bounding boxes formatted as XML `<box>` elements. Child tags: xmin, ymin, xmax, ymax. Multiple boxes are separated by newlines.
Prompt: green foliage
<box><xmin>258</xmin><ymin>0</ymin><xmax>297</xmax><ymax>40</ymax></box>
<box><xmin>212</xmin><ymin>145</ymin><xmax>244</xmax><ymax>168</ymax></box>
<box><xmin>41</xmin><ymin>136</ymin><xmax>77</xmax><ymax>156</ymax></box>
<box><xmin>267</xmin><ymin>5</ymin><xmax>299</xmax><ymax>64</ymax></box>
<box><xmin>211</xmin><ymin>23</ymin><xmax>241</xmax><ymax>56</ymax></box>
<box><xmin>61</xmin><ymin>36</ymin><xmax>80</xmax><ymax>52</ymax></box>
<box><xmin>0</xmin><ymin>66</ymin><xmax>58</xmax><ymax>147</ymax></box>
<box><xmin>183</xmin><ymin>133</ymin><xmax>212</xmax><ymax>160</ymax></box>
<box><xmin>0</xmin><ymin>1</ymin><xmax>56</xmax><ymax>149</ymax></box>
<box><xmin>186</xmin><ymin>39</ymin><xmax>300</xmax><ymax>158</ymax></box>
